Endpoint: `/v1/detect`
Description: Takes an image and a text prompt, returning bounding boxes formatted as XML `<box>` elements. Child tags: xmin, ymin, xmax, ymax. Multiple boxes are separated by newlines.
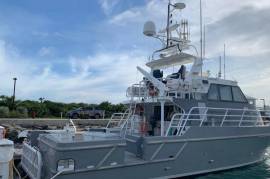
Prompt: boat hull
<box><xmin>53</xmin><ymin>127</ymin><xmax>270</xmax><ymax>179</ymax></box>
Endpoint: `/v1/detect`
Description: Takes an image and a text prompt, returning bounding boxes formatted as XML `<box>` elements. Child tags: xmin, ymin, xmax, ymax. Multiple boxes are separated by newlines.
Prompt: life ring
<box><xmin>149</xmin><ymin>88</ymin><xmax>158</xmax><ymax>96</ymax></box>
<box><xmin>149</xmin><ymin>89</ymin><xmax>155</xmax><ymax>96</ymax></box>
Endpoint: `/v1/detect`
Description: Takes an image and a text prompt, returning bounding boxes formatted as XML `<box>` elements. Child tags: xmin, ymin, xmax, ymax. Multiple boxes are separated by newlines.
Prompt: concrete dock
<box><xmin>0</xmin><ymin>118</ymin><xmax>109</xmax><ymax>128</ymax></box>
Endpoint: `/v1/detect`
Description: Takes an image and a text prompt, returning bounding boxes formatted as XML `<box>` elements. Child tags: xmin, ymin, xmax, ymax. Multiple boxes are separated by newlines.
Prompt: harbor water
<box><xmin>193</xmin><ymin>149</ymin><xmax>270</xmax><ymax>179</ymax></box>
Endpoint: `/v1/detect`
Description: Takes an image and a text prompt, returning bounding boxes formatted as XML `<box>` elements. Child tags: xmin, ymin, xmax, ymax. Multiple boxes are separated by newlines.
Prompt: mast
<box><xmin>224</xmin><ymin>44</ymin><xmax>226</xmax><ymax>79</ymax></box>
<box><xmin>166</xmin><ymin>0</ymin><xmax>171</xmax><ymax>47</ymax></box>
<box><xmin>203</xmin><ymin>24</ymin><xmax>206</xmax><ymax>59</ymax></box>
<box><xmin>200</xmin><ymin>0</ymin><xmax>203</xmax><ymax>76</ymax></box>
<box><xmin>218</xmin><ymin>56</ymin><xmax>222</xmax><ymax>78</ymax></box>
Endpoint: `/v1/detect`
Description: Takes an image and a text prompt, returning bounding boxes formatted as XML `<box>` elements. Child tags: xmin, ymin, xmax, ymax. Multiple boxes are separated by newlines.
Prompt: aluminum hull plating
<box><xmin>53</xmin><ymin>127</ymin><xmax>270</xmax><ymax>179</ymax></box>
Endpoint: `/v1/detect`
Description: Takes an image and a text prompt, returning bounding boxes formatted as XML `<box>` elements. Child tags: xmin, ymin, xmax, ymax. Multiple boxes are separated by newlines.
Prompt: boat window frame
<box><xmin>207</xmin><ymin>83</ymin><xmax>248</xmax><ymax>103</ymax></box>
<box><xmin>231</xmin><ymin>86</ymin><xmax>248</xmax><ymax>103</ymax></box>
<box><xmin>219</xmin><ymin>85</ymin><xmax>233</xmax><ymax>102</ymax></box>
<box><xmin>207</xmin><ymin>84</ymin><xmax>220</xmax><ymax>101</ymax></box>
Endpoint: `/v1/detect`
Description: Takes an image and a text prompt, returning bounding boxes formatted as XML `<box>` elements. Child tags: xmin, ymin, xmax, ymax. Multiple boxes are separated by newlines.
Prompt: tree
<box><xmin>0</xmin><ymin>95</ymin><xmax>126</xmax><ymax>118</ymax></box>
<box><xmin>99</xmin><ymin>101</ymin><xmax>126</xmax><ymax>117</ymax></box>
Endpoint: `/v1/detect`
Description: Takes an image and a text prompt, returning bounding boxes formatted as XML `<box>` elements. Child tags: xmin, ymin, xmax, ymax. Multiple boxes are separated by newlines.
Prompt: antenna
<box><xmin>203</xmin><ymin>24</ymin><xmax>206</xmax><ymax>59</ymax></box>
<box><xmin>184</xmin><ymin>20</ymin><xmax>186</xmax><ymax>39</ymax></box>
<box><xmin>166</xmin><ymin>0</ymin><xmax>171</xmax><ymax>47</ymax></box>
<box><xmin>218</xmin><ymin>56</ymin><xmax>222</xmax><ymax>78</ymax></box>
<box><xmin>165</xmin><ymin>1</ymin><xmax>186</xmax><ymax>47</ymax></box>
<box><xmin>224</xmin><ymin>43</ymin><xmax>226</xmax><ymax>79</ymax></box>
<box><xmin>200</xmin><ymin>0</ymin><xmax>203</xmax><ymax>76</ymax></box>
<box><xmin>181</xmin><ymin>19</ymin><xmax>189</xmax><ymax>40</ymax></box>
<box><xmin>188</xmin><ymin>22</ymin><xmax>191</xmax><ymax>40</ymax></box>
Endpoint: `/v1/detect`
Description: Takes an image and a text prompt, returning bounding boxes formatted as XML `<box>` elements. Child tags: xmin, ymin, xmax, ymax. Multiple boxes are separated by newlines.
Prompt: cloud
<box><xmin>205</xmin><ymin>6</ymin><xmax>270</xmax><ymax>57</ymax></box>
<box><xmin>108</xmin><ymin>0</ymin><xmax>270</xmax><ymax>54</ymax></box>
<box><xmin>237</xmin><ymin>64</ymin><xmax>270</xmax><ymax>104</ymax></box>
<box><xmin>1</xmin><ymin>0</ymin><xmax>270</xmax><ymax>105</ymax></box>
<box><xmin>38</xmin><ymin>46</ymin><xmax>55</xmax><ymax>57</ymax></box>
<box><xmin>99</xmin><ymin>0</ymin><xmax>121</xmax><ymax>15</ymax></box>
<box><xmin>107</xmin><ymin>0</ymin><xmax>270</xmax><ymax>104</ymax></box>
<box><xmin>109</xmin><ymin>0</ymin><xmax>167</xmax><ymax>26</ymax></box>
<box><xmin>32</xmin><ymin>31</ymin><xmax>65</xmax><ymax>39</ymax></box>
<box><xmin>109</xmin><ymin>9</ymin><xmax>141</xmax><ymax>25</ymax></box>
<box><xmin>0</xmin><ymin>39</ymin><xmax>146</xmax><ymax>103</ymax></box>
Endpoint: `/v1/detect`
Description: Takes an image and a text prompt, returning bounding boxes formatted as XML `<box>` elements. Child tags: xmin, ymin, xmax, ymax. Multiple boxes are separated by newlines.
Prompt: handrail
<box><xmin>199</xmin><ymin>108</ymin><xmax>209</xmax><ymax>127</ymax></box>
<box><xmin>238</xmin><ymin>108</ymin><xmax>246</xmax><ymax>127</ymax></box>
<box><xmin>165</xmin><ymin>113</ymin><xmax>183</xmax><ymax>136</ymax></box>
<box><xmin>105</xmin><ymin>101</ymin><xmax>139</xmax><ymax>138</ymax></box>
<box><xmin>127</xmin><ymin>81</ymin><xmax>193</xmax><ymax>101</ymax></box>
<box><xmin>21</xmin><ymin>143</ymin><xmax>42</xmax><ymax>179</ymax></box>
<box><xmin>106</xmin><ymin>109</ymin><xmax>130</xmax><ymax>128</ymax></box>
<box><xmin>166</xmin><ymin>107</ymin><xmax>270</xmax><ymax>136</ymax></box>
<box><xmin>220</xmin><ymin>109</ymin><xmax>228</xmax><ymax>127</ymax></box>
<box><xmin>126</xmin><ymin>83</ymin><xmax>148</xmax><ymax>100</ymax></box>
<box><xmin>176</xmin><ymin>106</ymin><xmax>197</xmax><ymax>135</ymax></box>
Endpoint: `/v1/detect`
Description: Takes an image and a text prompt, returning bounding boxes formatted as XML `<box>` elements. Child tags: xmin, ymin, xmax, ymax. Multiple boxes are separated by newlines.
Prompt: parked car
<box><xmin>67</xmin><ymin>107</ymin><xmax>105</xmax><ymax>119</ymax></box>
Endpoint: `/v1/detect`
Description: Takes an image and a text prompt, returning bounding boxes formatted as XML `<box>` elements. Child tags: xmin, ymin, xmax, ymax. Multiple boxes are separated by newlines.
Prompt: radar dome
<box><xmin>143</xmin><ymin>21</ymin><xmax>156</xmax><ymax>37</ymax></box>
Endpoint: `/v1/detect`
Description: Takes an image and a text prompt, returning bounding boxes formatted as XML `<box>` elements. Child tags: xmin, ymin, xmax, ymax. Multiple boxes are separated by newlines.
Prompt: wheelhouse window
<box><xmin>219</xmin><ymin>85</ymin><xmax>233</xmax><ymax>101</ymax></box>
<box><xmin>232</xmin><ymin>86</ymin><xmax>247</xmax><ymax>102</ymax></box>
<box><xmin>208</xmin><ymin>84</ymin><xmax>219</xmax><ymax>100</ymax></box>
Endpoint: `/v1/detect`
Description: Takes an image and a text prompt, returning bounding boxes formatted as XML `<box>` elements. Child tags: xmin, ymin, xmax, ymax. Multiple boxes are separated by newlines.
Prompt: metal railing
<box><xmin>127</xmin><ymin>82</ymin><xmax>162</xmax><ymax>101</ymax></box>
<box><xmin>21</xmin><ymin>143</ymin><xmax>42</xmax><ymax>179</ymax></box>
<box><xmin>166</xmin><ymin>107</ymin><xmax>270</xmax><ymax>136</ymax></box>
<box><xmin>106</xmin><ymin>110</ymin><xmax>131</xmax><ymax>129</ymax></box>
<box><xmin>126</xmin><ymin>82</ymin><xmax>149</xmax><ymax>100</ymax></box>
<box><xmin>106</xmin><ymin>102</ymin><xmax>137</xmax><ymax>135</ymax></box>
<box><xmin>126</xmin><ymin>81</ymin><xmax>194</xmax><ymax>101</ymax></box>
<box><xmin>121</xmin><ymin>114</ymin><xmax>140</xmax><ymax>137</ymax></box>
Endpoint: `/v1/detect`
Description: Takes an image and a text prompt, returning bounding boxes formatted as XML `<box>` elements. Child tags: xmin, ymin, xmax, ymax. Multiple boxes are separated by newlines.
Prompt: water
<box><xmin>193</xmin><ymin>156</ymin><xmax>270</xmax><ymax>179</ymax></box>
<box><xmin>195</xmin><ymin>162</ymin><xmax>270</xmax><ymax>179</ymax></box>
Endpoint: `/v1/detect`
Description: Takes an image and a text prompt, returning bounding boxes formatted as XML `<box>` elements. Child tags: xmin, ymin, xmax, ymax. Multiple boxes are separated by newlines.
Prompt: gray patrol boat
<box><xmin>20</xmin><ymin>2</ymin><xmax>270</xmax><ymax>179</ymax></box>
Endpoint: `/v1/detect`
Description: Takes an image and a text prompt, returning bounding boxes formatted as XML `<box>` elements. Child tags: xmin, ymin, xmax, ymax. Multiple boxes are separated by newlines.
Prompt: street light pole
<box><xmin>12</xmin><ymin>77</ymin><xmax>17</xmax><ymax>110</ymax></box>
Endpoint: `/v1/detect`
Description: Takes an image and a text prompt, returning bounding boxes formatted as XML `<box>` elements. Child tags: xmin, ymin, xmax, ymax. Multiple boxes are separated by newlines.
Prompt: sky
<box><xmin>0</xmin><ymin>0</ymin><xmax>270</xmax><ymax>105</ymax></box>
